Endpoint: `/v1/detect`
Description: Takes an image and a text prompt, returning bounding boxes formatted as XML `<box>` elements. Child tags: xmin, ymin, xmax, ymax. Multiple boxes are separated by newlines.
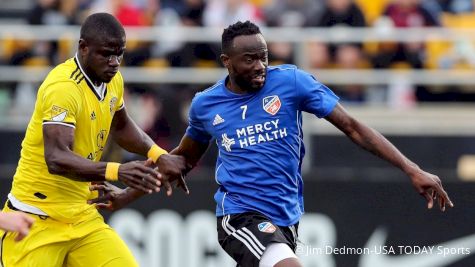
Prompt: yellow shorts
<box><xmin>1</xmin><ymin>205</ymin><xmax>138</xmax><ymax>267</ymax></box>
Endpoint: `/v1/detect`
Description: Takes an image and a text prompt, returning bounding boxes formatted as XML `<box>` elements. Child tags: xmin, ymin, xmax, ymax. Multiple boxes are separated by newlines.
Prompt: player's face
<box><xmin>79</xmin><ymin>36</ymin><xmax>126</xmax><ymax>84</ymax></box>
<box><xmin>225</xmin><ymin>34</ymin><xmax>268</xmax><ymax>92</ymax></box>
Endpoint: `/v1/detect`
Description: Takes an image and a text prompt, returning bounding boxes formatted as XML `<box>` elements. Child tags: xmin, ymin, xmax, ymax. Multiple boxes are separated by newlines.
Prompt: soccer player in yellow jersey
<box><xmin>1</xmin><ymin>13</ymin><xmax>187</xmax><ymax>267</ymax></box>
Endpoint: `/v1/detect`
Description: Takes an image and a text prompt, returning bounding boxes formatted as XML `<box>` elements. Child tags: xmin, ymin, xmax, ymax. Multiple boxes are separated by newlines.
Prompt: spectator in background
<box><xmin>262</xmin><ymin>0</ymin><xmax>325</xmax><ymax>66</ymax></box>
<box><xmin>11</xmin><ymin>0</ymin><xmax>80</xmax><ymax>66</ymax></box>
<box><xmin>372</xmin><ymin>0</ymin><xmax>441</xmax><ymax>103</ymax></box>
<box><xmin>180</xmin><ymin>0</ymin><xmax>206</xmax><ymax>26</ymax></box>
<box><xmin>314</xmin><ymin>0</ymin><xmax>366</xmax><ymax>28</ymax></box>
<box><xmin>166</xmin><ymin>0</ymin><xmax>221</xmax><ymax>67</ymax></box>
<box><xmin>334</xmin><ymin>44</ymin><xmax>367</xmax><ymax>102</ymax></box>
<box><xmin>310</xmin><ymin>0</ymin><xmax>367</xmax><ymax>63</ymax></box>
<box><xmin>264</xmin><ymin>0</ymin><xmax>324</xmax><ymax>27</ymax></box>
<box><xmin>435</xmin><ymin>0</ymin><xmax>475</xmax><ymax>13</ymax></box>
<box><xmin>420</xmin><ymin>0</ymin><xmax>475</xmax><ymax>27</ymax></box>
<box><xmin>88</xmin><ymin>0</ymin><xmax>155</xmax><ymax>24</ymax></box>
<box><xmin>372</xmin><ymin>0</ymin><xmax>440</xmax><ymax>69</ymax></box>
<box><xmin>308</xmin><ymin>0</ymin><xmax>368</xmax><ymax>102</ymax></box>
<box><xmin>203</xmin><ymin>0</ymin><xmax>264</xmax><ymax>28</ymax></box>
<box><xmin>6</xmin><ymin>0</ymin><xmax>81</xmax><ymax>118</ymax></box>
<box><xmin>267</xmin><ymin>42</ymin><xmax>295</xmax><ymax>65</ymax></box>
<box><xmin>307</xmin><ymin>41</ymin><xmax>331</xmax><ymax>69</ymax></box>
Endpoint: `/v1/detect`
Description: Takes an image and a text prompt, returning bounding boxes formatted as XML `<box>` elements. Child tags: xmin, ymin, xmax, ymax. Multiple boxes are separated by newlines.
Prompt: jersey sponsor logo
<box><xmin>51</xmin><ymin>105</ymin><xmax>68</xmax><ymax>122</ymax></box>
<box><xmin>213</xmin><ymin>114</ymin><xmax>225</xmax><ymax>126</ymax></box>
<box><xmin>221</xmin><ymin>133</ymin><xmax>235</xmax><ymax>152</ymax></box>
<box><xmin>110</xmin><ymin>97</ymin><xmax>118</xmax><ymax>113</ymax></box>
<box><xmin>235</xmin><ymin>119</ymin><xmax>288</xmax><ymax>148</ymax></box>
<box><xmin>258</xmin><ymin>222</ymin><xmax>276</xmax><ymax>233</ymax></box>
<box><xmin>263</xmin><ymin>95</ymin><xmax>281</xmax><ymax>115</ymax></box>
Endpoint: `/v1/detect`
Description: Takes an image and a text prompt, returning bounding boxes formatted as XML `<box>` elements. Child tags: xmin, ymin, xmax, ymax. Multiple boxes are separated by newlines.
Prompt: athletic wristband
<box><xmin>105</xmin><ymin>162</ymin><xmax>120</xmax><ymax>181</ymax></box>
<box><xmin>147</xmin><ymin>144</ymin><xmax>168</xmax><ymax>163</ymax></box>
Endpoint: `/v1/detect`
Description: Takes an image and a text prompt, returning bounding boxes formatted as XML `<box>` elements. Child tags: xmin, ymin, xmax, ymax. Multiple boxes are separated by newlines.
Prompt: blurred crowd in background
<box><xmin>4</xmin><ymin>0</ymin><xmax>475</xmax><ymax>72</ymax></box>
<box><xmin>1</xmin><ymin>0</ymin><xmax>475</xmax><ymax>154</ymax></box>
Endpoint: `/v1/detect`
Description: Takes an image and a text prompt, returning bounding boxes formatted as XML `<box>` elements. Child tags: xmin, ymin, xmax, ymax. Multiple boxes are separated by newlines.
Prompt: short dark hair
<box><xmin>222</xmin><ymin>21</ymin><xmax>261</xmax><ymax>54</ymax></box>
<box><xmin>80</xmin><ymin>13</ymin><xmax>125</xmax><ymax>43</ymax></box>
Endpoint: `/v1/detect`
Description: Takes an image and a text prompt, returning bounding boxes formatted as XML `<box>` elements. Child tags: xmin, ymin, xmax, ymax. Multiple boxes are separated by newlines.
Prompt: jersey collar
<box><xmin>74</xmin><ymin>54</ymin><xmax>107</xmax><ymax>101</ymax></box>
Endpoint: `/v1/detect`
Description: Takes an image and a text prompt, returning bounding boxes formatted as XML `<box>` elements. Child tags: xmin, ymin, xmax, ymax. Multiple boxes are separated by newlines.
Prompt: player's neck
<box><xmin>226</xmin><ymin>77</ymin><xmax>247</xmax><ymax>95</ymax></box>
<box><xmin>76</xmin><ymin>55</ymin><xmax>103</xmax><ymax>87</ymax></box>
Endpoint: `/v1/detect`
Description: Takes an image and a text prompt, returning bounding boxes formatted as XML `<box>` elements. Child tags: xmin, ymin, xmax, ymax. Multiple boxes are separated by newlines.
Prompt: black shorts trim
<box><xmin>217</xmin><ymin>211</ymin><xmax>299</xmax><ymax>267</ymax></box>
<box><xmin>6</xmin><ymin>200</ymin><xmax>48</xmax><ymax>220</ymax></box>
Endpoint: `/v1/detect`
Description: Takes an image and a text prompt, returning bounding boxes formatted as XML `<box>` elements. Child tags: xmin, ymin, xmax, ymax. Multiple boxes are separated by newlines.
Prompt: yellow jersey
<box><xmin>10</xmin><ymin>56</ymin><xmax>124</xmax><ymax>223</ymax></box>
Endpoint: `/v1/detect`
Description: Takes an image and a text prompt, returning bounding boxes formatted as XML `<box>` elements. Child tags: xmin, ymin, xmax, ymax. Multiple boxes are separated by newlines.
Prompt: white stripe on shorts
<box><xmin>231</xmin><ymin>231</ymin><xmax>262</xmax><ymax>259</ymax></box>
<box><xmin>221</xmin><ymin>215</ymin><xmax>267</xmax><ymax>259</ymax></box>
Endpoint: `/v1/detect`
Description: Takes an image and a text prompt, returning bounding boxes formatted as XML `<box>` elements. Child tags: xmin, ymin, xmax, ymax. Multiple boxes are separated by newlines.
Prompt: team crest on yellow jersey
<box><xmin>51</xmin><ymin>105</ymin><xmax>68</xmax><ymax>122</ymax></box>
<box><xmin>110</xmin><ymin>97</ymin><xmax>117</xmax><ymax>114</ymax></box>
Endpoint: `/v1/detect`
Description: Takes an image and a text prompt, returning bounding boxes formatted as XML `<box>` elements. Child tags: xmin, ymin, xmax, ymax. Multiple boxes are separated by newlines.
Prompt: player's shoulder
<box><xmin>269</xmin><ymin>64</ymin><xmax>318</xmax><ymax>81</ymax></box>
<box><xmin>45</xmin><ymin>58</ymin><xmax>82</xmax><ymax>85</ymax></box>
<box><xmin>40</xmin><ymin>58</ymin><xmax>83</xmax><ymax>94</ymax></box>
<box><xmin>267</xmin><ymin>64</ymin><xmax>300</xmax><ymax>79</ymax></box>
<box><xmin>268</xmin><ymin>64</ymin><xmax>298</xmax><ymax>73</ymax></box>
<box><xmin>191</xmin><ymin>79</ymin><xmax>225</xmax><ymax>103</ymax></box>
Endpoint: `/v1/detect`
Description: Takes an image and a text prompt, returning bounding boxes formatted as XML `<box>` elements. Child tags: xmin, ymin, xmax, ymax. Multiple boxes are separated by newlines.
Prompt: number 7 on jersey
<box><xmin>240</xmin><ymin>105</ymin><xmax>247</xmax><ymax>120</ymax></box>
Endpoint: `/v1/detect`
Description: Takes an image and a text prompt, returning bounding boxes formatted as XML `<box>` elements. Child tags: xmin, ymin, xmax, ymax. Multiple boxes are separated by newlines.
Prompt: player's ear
<box><xmin>78</xmin><ymin>39</ymin><xmax>89</xmax><ymax>55</ymax></box>
<box><xmin>220</xmin><ymin>54</ymin><xmax>230</xmax><ymax>68</ymax></box>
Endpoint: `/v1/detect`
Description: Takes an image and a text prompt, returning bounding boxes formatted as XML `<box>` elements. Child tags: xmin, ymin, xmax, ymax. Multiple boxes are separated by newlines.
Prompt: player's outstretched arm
<box><xmin>0</xmin><ymin>211</ymin><xmax>35</xmax><ymax>241</ymax></box>
<box><xmin>164</xmin><ymin>135</ymin><xmax>209</xmax><ymax>195</ymax></box>
<box><xmin>88</xmin><ymin>182</ymin><xmax>143</xmax><ymax>211</ymax></box>
<box><xmin>110</xmin><ymin>107</ymin><xmax>187</xmax><ymax>193</ymax></box>
<box><xmin>43</xmin><ymin>124</ymin><xmax>160</xmax><ymax>194</ymax></box>
<box><xmin>88</xmin><ymin>159</ymin><xmax>157</xmax><ymax>210</ymax></box>
<box><xmin>324</xmin><ymin>103</ymin><xmax>454</xmax><ymax>211</ymax></box>
<box><xmin>89</xmin><ymin>135</ymin><xmax>210</xmax><ymax>209</ymax></box>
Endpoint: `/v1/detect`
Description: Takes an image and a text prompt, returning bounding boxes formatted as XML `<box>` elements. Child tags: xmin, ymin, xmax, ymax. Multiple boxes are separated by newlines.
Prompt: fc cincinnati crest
<box><xmin>258</xmin><ymin>222</ymin><xmax>276</xmax><ymax>233</ymax></box>
<box><xmin>262</xmin><ymin>95</ymin><xmax>281</xmax><ymax>115</ymax></box>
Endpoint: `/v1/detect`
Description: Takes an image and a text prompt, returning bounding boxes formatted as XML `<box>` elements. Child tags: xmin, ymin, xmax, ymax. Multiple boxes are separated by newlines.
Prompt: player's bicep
<box><xmin>40</xmin><ymin>82</ymin><xmax>80</xmax><ymax>167</ymax></box>
<box><xmin>324</xmin><ymin>103</ymin><xmax>358</xmax><ymax>135</ymax></box>
<box><xmin>43</xmin><ymin>124</ymin><xmax>75</xmax><ymax>168</ymax></box>
<box><xmin>110</xmin><ymin>107</ymin><xmax>128</xmax><ymax>133</ymax></box>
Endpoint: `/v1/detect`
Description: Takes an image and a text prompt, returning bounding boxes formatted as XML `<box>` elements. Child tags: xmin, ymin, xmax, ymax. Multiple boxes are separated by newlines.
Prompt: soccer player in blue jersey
<box><xmin>92</xmin><ymin>21</ymin><xmax>453</xmax><ymax>267</ymax></box>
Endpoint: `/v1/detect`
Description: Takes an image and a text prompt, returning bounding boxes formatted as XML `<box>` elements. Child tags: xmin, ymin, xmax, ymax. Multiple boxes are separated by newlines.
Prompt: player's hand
<box><xmin>410</xmin><ymin>169</ymin><xmax>454</xmax><ymax>211</ymax></box>
<box><xmin>118</xmin><ymin>160</ymin><xmax>161</xmax><ymax>194</ymax></box>
<box><xmin>88</xmin><ymin>182</ymin><xmax>133</xmax><ymax>211</ymax></box>
<box><xmin>155</xmin><ymin>154</ymin><xmax>189</xmax><ymax>196</ymax></box>
<box><xmin>0</xmin><ymin>211</ymin><xmax>35</xmax><ymax>241</ymax></box>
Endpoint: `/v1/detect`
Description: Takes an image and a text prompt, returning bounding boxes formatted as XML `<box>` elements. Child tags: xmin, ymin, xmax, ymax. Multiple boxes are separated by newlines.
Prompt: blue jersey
<box><xmin>185</xmin><ymin>65</ymin><xmax>339</xmax><ymax>226</ymax></box>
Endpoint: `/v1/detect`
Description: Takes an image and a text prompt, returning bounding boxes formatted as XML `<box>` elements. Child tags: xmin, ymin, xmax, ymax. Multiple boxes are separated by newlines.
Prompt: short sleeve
<box><xmin>41</xmin><ymin>81</ymin><xmax>81</xmax><ymax>128</ymax></box>
<box><xmin>296</xmin><ymin>69</ymin><xmax>339</xmax><ymax>118</ymax></box>
<box><xmin>185</xmin><ymin>97</ymin><xmax>212</xmax><ymax>143</ymax></box>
